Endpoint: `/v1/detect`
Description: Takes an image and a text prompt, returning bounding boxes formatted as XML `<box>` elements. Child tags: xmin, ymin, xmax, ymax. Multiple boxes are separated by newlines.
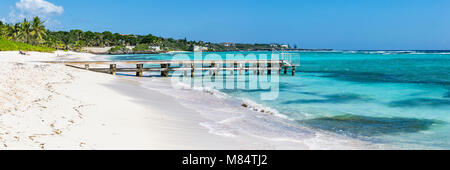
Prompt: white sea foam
<box><xmin>169</xmin><ymin>79</ymin><xmax>288</xmax><ymax>119</ymax></box>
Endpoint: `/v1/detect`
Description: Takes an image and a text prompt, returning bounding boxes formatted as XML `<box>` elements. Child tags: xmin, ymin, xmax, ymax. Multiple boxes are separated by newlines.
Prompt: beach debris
<box><xmin>28</xmin><ymin>136</ymin><xmax>35</xmax><ymax>141</ymax></box>
<box><xmin>53</xmin><ymin>129</ymin><xmax>62</xmax><ymax>135</ymax></box>
<box><xmin>241</xmin><ymin>101</ymin><xmax>276</xmax><ymax>115</ymax></box>
<box><xmin>0</xmin><ymin>52</ymin><xmax>92</xmax><ymax>149</ymax></box>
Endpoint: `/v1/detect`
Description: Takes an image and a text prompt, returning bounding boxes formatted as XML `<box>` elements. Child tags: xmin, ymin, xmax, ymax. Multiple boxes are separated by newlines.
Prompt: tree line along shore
<box><xmin>0</xmin><ymin>16</ymin><xmax>331</xmax><ymax>54</ymax></box>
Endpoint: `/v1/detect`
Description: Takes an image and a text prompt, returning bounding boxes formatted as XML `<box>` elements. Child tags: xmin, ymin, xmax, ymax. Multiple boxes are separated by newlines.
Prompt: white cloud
<box><xmin>8</xmin><ymin>0</ymin><xmax>64</xmax><ymax>28</ymax></box>
<box><xmin>16</xmin><ymin>0</ymin><xmax>64</xmax><ymax>16</ymax></box>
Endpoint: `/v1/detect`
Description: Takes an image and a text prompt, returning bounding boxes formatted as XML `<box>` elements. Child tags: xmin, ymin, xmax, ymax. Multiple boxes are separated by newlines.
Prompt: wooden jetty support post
<box><xmin>292</xmin><ymin>66</ymin><xmax>296</xmax><ymax>76</ymax></box>
<box><xmin>239</xmin><ymin>63</ymin><xmax>243</xmax><ymax>75</ymax></box>
<box><xmin>136</xmin><ymin>64</ymin><xmax>143</xmax><ymax>77</ymax></box>
<box><xmin>43</xmin><ymin>60</ymin><xmax>298</xmax><ymax>77</ymax></box>
<box><xmin>109</xmin><ymin>64</ymin><xmax>116</xmax><ymax>75</ymax></box>
<box><xmin>161</xmin><ymin>64</ymin><xmax>170</xmax><ymax>77</ymax></box>
<box><xmin>190</xmin><ymin>63</ymin><xmax>195</xmax><ymax>77</ymax></box>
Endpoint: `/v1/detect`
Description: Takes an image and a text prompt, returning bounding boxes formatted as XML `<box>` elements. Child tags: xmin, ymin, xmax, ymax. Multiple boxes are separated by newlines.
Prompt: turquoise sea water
<box><xmin>111</xmin><ymin>51</ymin><xmax>450</xmax><ymax>149</ymax></box>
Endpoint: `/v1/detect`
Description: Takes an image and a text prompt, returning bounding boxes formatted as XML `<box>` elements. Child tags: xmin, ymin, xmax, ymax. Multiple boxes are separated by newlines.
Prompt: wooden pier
<box><xmin>44</xmin><ymin>60</ymin><xmax>297</xmax><ymax>77</ymax></box>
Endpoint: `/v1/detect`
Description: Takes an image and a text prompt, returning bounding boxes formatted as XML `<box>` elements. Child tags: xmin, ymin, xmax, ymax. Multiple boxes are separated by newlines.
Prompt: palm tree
<box><xmin>0</xmin><ymin>21</ymin><xmax>5</xmax><ymax>38</ymax></box>
<box><xmin>20</xmin><ymin>19</ymin><xmax>32</xmax><ymax>44</ymax></box>
<box><xmin>7</xmin><ymin>23</ymin><xmax>22</xmax><ymax>41</ymax></box>
<box><xmin>44</xmin><ymin>35</ymin><xmax>59</xmax><ymax>49</ymax></box>
<box><xmin>83</xmin><ymin>31</ymin><xmax>96</xmax><ymax>46</ymax></box>
<box><xmin>31</xmin><ymin>16</ymin><xmax>47</xmax><ymax>45</ymax></box>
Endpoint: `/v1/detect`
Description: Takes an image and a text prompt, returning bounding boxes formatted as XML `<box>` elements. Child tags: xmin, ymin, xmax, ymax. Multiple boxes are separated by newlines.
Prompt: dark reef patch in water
<box><xmin>218</xmin><ymin>82</ymin><xmax>305</xmax><ymax>94</ymax></box>
<box><xmin>388</xmin><ymin>98</ymin><xmax>450</xmax><ymax>107</ymax></box>
<box><xmin>444</xmin><ymin>92</ymin><xmax>450</xmax><ymax>98</ymax></box>
<box><xmin>221</xmin><ymin>88</ymin><xmax>272</xmax><ymax>93</ymax></box>
<box><xmin>409</xmin><ymin>92</ymin><xmax>427</xmax><ymax>97</ymax></box>
<box><xmin>323</xmin><ymin>93</ymin><xmax>371</xmax><ymax>101</ymax></box>
<box><xmin>282</xmin><ymin>93</ymin><xmax>371</xmax><ymax>104</ymax></box>
<box><xmin>279</xmin><ymin>82</ymin><xmax>305</xmax><ymax>89</ymax></box>
<box><xmin>301</xmin><ymin>70</ymin><xmax>450</xmax><ymax>87</ymax></box>
<box><xmin>299</xmin><ymin>114</ymin><xmax>442</xmax><ymax>137</ymax></box>
<box><xmin>296</xmin><ymin>91</ymin><xmax>320</xmax><ymax>96</ymax></box>
<box><xmin>315</xmin><ymin>71</ymin><xmax>396</xmax><ymax>83</ymax></box>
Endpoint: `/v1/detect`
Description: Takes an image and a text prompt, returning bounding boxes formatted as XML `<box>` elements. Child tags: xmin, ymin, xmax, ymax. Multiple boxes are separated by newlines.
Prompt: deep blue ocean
<box><xmin>111</xmin><ymin>50</ymin><xmax>450</xmax><ymax>149</ymax></box>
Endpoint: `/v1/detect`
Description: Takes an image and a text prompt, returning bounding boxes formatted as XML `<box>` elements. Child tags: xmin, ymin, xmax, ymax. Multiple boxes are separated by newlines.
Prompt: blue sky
<box><xmin>1</xmin><ymin>0</ymin><xmax>449</xmax><ymax>50</ymax></box>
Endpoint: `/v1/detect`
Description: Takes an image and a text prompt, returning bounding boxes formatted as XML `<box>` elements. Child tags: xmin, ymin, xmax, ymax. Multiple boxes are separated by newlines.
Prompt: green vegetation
<box><xmin>108</xmin><ymin>45</ymin><xmax>129</xmax><ymax>54</ymax></box>
<box><xmin>0</xmin><ymin>16</ymin><xmax>299</xmax><ymax>53</ymax></box>
<box><xmin>0</xmin><ymin>38</ymin><xmax>55</xmax><ymax>52</ymax></box>
<box><xmin>133</xmin><ymin>44</ymin><xmax>150</xmax><ymax>52</ymax></box>
<box><xmin>0</xmin><ymin>17</ymin><xmax>54</xmax><ymax>52</ymax></box>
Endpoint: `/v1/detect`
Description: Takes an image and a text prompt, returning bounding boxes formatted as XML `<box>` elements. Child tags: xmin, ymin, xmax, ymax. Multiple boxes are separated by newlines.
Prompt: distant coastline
<box><xmin>85</xmin><ymin>48</ymin><xmax>334</xmax><ymax>55</ymax></box>
<box><xmin>2</xmin><ymin>17</ymin><xmax>334</xmax><ymax>56</ymax></box>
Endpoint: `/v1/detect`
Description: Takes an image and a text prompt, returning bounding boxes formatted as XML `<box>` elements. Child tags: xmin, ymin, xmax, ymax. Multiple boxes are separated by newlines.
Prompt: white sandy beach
<box><xmin>0</xmin><ymin>51</ymin><xmax>381</xmax><ymax>150</ymax></box>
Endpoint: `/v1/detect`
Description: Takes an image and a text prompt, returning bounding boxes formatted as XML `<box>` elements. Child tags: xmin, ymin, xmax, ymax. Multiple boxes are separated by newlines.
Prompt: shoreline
<box><xmin>134</xmin><ymin>77</ymin><xmax>383</xmax><ymax>149</ymax></box>
<box><xmin>0</xmin><ymin>50</ymin><xmax>383</xmax><ymax>149</ymax></box>
<box><xmin>99</xmin><ymin>53</ymin><xmax>385</xmax><ymax>149</ymax></box>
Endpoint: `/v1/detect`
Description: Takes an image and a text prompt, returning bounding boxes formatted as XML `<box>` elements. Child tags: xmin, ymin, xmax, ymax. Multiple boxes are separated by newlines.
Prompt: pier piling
<box><xmin>256</xmin><ymin>63</ymin><xmax>260</xmax><ymax>75</ymax></box>
<box><xmin>245</xmin><ymin>63</ymin><xmax>249</xmax><ymax>73</ymax></box>
<box><xmin>136</xmin><ymin>64</ymin><xmax>143</xmax><ymax>77</ymax></box>
<box><xmin>212</xmin><ymin>63</ymin><xmax>216</xmax><ymax>76</ymax></box>
<box><xmin>109</xmin><ymin>64</ymin><xmax>116</xmax><ymax>75</ymax></box>
<box><xmin>191</xmin><ymin>63</ymin><xmax>195</xmax><ymax>77</ymax></box>
<box><xmin>160</xmin><ymin>64</ymin><xmax>170</xmax><ymax>77</ymax></box>
<box><xmin>239</xmin><ymin>63</ymin><xmax>243</xmax><ymax>75</ymax></box>
<box><xmin>292</xmin><ymin>66</ymin><xmax>296</xmax><ymax>76</ymax></box>
<box><xmin>209</xmin><ymin>63</ymin><xmax>213</xmax><ymax>75</ymax></box>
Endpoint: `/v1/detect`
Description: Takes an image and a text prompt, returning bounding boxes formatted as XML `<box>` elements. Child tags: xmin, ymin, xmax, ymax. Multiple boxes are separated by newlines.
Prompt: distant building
<box><xmin>125</xmin><ymin>46</ymin><xmax>135</xmax><ymax>50</ymax></box>
<box><xmin>82</xmin><ymin>47</ymin><xmax>112</xmax><ymax>54</ymax></box>
<box><xmin>281</xmin><ymin>45</ymin><xmax>289</xmax><ymax>49</ymax></box>
<box><xmin>270</xmin><ymin>44</ymin><xmax>278</xmax><ymax>47</ymax></box>
<box><xmin>151</xmin><ymin>46</ymin><xmax>161</xmax><ymax>52</ymax></box>
<box><xmin>194</xmin><ymin>46</ymin><xmax>208</xmax><ymax>52</ymax></box>
<box><xmin>223</xmin><ymin>42</ymin><xmax>235</xmax><ymax>47</ymax></box>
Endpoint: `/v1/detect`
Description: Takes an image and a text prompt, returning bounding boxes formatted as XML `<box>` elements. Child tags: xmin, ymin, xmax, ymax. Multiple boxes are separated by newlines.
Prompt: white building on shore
<box><xmin>223</xmin><ymin>42</ymin><xmax>235</xmax><ymax>47</ymax></box>
<box><xmin>82</xmin><ymin>47</ymin><xmax>112</xmax><ymax>53</ymax></box>
<box><xmin>151</xmin><ymin>46</ymin><xmax>161</xmax><ymax>52</ymax></box>
<box><xmin>194</xmin><ymin>46</ymin><xmax>208</xmax><ymax>52</ymax></box>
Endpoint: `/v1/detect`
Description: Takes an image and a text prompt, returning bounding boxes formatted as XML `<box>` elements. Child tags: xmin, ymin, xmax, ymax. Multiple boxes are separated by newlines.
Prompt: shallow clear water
<box><xmin>111</xmin><ymin>51</ymin><xmax>450</xmax><ymax>149</ymax></box>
